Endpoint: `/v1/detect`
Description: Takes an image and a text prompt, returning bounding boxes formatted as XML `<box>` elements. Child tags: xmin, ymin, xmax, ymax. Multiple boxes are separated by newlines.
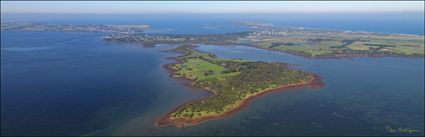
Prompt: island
<box><xmin>155</xmin><ymin>44</ymin><xmax>324</xmax><ymax>128</ymax></box>
<box><xmin>2</xmin><ymin>22</ymin><xmax>423</xmax><ymax>127</ymax></box>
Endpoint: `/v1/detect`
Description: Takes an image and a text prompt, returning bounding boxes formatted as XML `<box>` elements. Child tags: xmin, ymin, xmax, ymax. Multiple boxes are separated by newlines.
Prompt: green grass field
<box><xmin>166</xmin><ymin>44</ymin><xmax>314</xmax><ymax>120</ymax></box>
<box><xmin>246</xmin><ymin>34</ymin><xmax>424</xmax><ymax>57</ymax></box>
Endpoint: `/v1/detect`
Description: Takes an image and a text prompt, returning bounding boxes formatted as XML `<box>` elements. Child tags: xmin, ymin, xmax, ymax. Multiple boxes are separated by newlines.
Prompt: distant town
<box><xmin>1</xmin><ymin>22</ymin><xmax>150</xmax><ymax>33</ymax></box>
<box><xmin>2</xmin><ymin>21</ymin><xmax>423</xmax><ymax>57</ymax></box>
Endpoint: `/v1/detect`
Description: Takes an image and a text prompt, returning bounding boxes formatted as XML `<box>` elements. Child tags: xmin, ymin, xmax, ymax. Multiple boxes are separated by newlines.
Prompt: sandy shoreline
<box><xmin>155</xmin><ymin>47</ymin><xmax>325</xmax><ymax>128</ymax></box>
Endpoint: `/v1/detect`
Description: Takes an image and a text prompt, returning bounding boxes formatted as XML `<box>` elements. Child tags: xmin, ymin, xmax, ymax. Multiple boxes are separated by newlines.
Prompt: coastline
<box><xmin>155</xmin><ymin>73</ymin><xmax>324</xmax><ymax>128</ymax></box>
<box><xmin>155</xmin><ymin>46</ymin><xmax>325</xmax><ymax>128</ymax></box>
<box><xmin>247</xmin><ymin>44</ymin><xmax>425</xmax><ymax>59</ymax></box>
<box><xmin>107</xmin><ymin>39</ymin><xmax>424</xmax><ymax>59</ymax></box>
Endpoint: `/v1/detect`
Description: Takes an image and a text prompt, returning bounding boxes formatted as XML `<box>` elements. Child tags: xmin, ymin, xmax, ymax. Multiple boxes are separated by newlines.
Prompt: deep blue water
<box><xmin>1</xmin><ymin>13</ymin><xmax>424</xmax><ymax>136</ymax></box>
<box><xmin>195</xmin><ymin>45</ymin><xmax>424</xmax><ymax>136</ymax></box>
<box><xmin>2</xmin><ymin>13</ymin><xmax>424</xmax><ymax>35</ymax></box>
<box><xmin>0</xmin><ymin>32</ymin><xmax>208</xmax><ymax>135</ymax></box>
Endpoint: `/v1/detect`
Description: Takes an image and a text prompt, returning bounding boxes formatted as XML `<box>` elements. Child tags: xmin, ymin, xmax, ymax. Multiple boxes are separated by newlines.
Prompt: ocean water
<box><xmin>0</xmin><ymin>32</ymin><xmax>208</xmax><ymax>135</ymax></box>
<box><xmin>2</xmin><ymin>13</ymin><xmax>424</xmax><ymax>35</ymax></box>
<box><xmin>195</xmin><ymin>45</ymin><xmax>424</xmax><ymax>136</ymax></box>
<box><xmin>1</xmin><ymin>13</ymin><xmax>424</xmax><ymax>136</ymax></box>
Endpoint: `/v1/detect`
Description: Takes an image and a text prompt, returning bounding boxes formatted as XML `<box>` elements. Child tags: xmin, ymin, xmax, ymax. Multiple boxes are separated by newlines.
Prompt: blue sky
<box><xmin>1</xmin><ymin>1</ymin><xmax>424</xmax><ymax>14</ymax></box>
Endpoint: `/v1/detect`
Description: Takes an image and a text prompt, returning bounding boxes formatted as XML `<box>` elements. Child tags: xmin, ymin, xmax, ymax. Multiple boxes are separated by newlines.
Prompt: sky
<box><xmin>1</xmin><ymin>1</ymin><xmax>424</xmax><ymax>14</ymax></box>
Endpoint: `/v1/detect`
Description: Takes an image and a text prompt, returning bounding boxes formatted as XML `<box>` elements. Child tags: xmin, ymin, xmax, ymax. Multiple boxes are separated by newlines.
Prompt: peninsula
<box><xmin>2</xmin><ymin>22</ymin><xmax>423</xmax><ymax>57</ymax></box>
<box><xmin>102</xmin><ymin>22</ymin><xmax>424</xmax><ymax>58</ymax></box>
<box><xmin>156</xmin><ymin>44</ymin><xmax>324</xmax><ymax>128</ymax></box>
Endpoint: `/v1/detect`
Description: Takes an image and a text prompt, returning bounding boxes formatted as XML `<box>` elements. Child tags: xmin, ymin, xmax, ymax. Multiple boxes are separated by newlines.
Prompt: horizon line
<box><xmin>1</xmin><ymin>1</ymin><xmax>424</xmax><ymax>14</ymax></box>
